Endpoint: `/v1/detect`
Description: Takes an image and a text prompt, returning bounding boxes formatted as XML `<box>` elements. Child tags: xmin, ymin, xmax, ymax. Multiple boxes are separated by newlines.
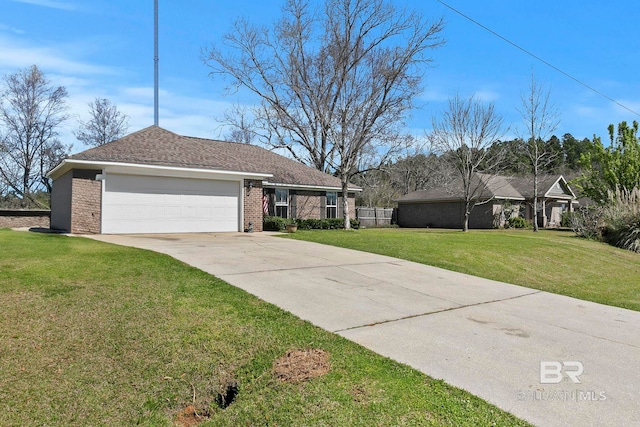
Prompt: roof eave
<box><xmin>262</xmin><ymin>181</ymin><xmax>362</xmax><ymax>192</ymax></box>
<box><xmin>263</xmin><ymin>181</ymin><xmax>362</xmax><ymax>192</ymax></box>
<box><xmin>47</xmin><ymin>159</ymin><xmax>273</xmax><ymax>181</ymax></box>
<box><xmin>397</xmin><ymin>195</ymin><xmax>526</xmax><ymax>203</ymax></box>
<box><xmin>542</xmin><ymin>176</ymin><xmax>577</xmax><ymax>200</ymax></box>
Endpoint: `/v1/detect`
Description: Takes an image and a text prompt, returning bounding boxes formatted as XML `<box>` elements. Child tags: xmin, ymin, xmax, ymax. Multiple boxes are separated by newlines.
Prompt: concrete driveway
<box><xmin>88</xmin><ymin>232</ymin><xmax>640</xmax><ymax>427</ymax></box>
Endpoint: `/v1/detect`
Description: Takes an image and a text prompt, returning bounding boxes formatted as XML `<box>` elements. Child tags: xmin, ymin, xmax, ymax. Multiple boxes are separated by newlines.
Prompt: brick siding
<box><xmin>243</xmin><ymin>179</ymin><xmax>263</xmax><ymax>232</ymax></box>
<box><xmin>397</xmin><ymin>200</ymin><xmax>496</xmax><ymax>229</ymax></box>
<box><xmin>295</xmin><ymin>190</ymin><xmax>324</xmax><ymax>219</ymax></box>
<box><xmin>70</xmin><ymin>177</ymin><xmax>101</xmax><ymax>234</ymax></box>
<box><xmin>0</xmin><ymin>210</ymin><xmax>50</xmax><ymax>229</ymax></box>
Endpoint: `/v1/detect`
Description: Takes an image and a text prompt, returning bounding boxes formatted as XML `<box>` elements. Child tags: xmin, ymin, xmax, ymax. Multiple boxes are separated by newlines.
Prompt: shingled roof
<box><xmin>67</xmin><ymin>126</ymin><xmax>357</xmax><ymax>190</ymax></box>
<box><xmin>396</xmin><ymin>173</ymin><xmax>575</xmax><ymax>203</ymax></box>
<box><xmin>509</xmin><ymin>175</ymin><xmax>576</xmax><ymax>199</ymax></box>
<box><xmin>396</xmin><ymin>173</ymin><xmax>524</xmax><ymax>203</ymax></box>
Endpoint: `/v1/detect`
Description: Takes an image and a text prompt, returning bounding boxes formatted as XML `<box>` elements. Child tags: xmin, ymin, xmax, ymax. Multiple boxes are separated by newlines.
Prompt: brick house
<box><xmin>47</xmin><ymin>126</ymin><xmax>360</xmax><ymax>234</ymax></box>
<box><xmin>396</xmin><ymin>173</ymin><xmax>577</xmax><ymax>229</ymax></box>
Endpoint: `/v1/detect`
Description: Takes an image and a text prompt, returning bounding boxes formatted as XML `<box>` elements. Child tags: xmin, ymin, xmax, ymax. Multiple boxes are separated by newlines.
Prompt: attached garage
<box><xmin>48</xmin><ymin>160</ymin><xmax>270</xmax><ymax>235</ymax></box>
<box><xmin>102</xmin><ymin>174</ymin><xmax>241</xmax><ymax>234</ymax></box>
<box><xmin>47</xmin><ymin>126</ymin><xmax>360</xmax><ymax>235</ymax></box>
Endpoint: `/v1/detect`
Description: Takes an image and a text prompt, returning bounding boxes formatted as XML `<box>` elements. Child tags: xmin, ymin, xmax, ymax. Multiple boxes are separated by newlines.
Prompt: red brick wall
<box><xmin>71</xmin><ymin>177</ymin><xmax>101</xmax><ymax>234</ymax></box>
<box><xmin>243</xmin><ymin>179</ymin><xmax>263</xmax><ymax>232</ymax></box>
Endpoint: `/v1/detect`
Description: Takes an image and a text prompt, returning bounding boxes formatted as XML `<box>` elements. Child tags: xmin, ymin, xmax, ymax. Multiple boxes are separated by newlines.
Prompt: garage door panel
<box><xmin>102</xmin><ymin>174</ymin><xmax>240</xmax><ymax>234</ymax></box>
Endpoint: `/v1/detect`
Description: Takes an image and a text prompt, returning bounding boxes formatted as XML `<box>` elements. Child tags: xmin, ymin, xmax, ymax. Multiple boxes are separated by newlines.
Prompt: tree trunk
<box><xmin>532</xmin><ymin>166</ymin><xmax>539</xmax><ymax>232</ymax></box>
<box><xmin>341</xmin><ymin>178</ymin><xmax>351</xmax><ymax>230</ymax></box>
<box><xmin>463</xmin><ymin>202</ymin><xmax>470</xmax><ymax>232</ymax></box>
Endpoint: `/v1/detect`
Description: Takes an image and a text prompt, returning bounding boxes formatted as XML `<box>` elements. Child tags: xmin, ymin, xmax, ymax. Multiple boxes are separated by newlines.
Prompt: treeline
<box><xmin>354</xmin><ymin>133</ymin><xmax>592</xmax><ymax>207</ymax></box>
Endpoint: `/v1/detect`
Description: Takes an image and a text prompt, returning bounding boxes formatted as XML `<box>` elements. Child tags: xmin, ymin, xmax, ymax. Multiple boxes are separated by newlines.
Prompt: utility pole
<box><xmin>154</xmin><ymin>0</ymin><xmax>159</xmax><ymax>126</ymax></box>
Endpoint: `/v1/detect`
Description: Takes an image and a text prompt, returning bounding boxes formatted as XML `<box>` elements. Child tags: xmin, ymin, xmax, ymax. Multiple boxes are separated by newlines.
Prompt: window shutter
<box><xmin>290</xmin><ymin>190</ymin><xmax>297</xmax><ymax>219</ymax></box>
<box><xmin>268</xmin><ymin>191</ymin><xmax>275</xmax><ymax>216</ymax></box>
<box><xmin>320</xmin><ymin>192</ymin><xmax>326</xmax><ymax>219</ymax></box>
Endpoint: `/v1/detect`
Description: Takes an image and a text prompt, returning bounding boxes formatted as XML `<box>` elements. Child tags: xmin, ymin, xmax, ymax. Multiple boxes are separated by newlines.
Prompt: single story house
<box><xmin>47</xmin><ymin>126</ymin><xmax>360</xmax><ymax>234</ymax></box>
<box><xmin>396</xmin><ymin>173</ymin><xmax>577</xmax><ymax>229</ymax></box>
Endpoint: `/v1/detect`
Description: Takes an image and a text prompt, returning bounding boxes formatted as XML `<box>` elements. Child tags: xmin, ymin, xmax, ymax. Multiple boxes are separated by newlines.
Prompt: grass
<box><xmin>0</xmin><ymin>229</ymin><xmax>530</xmax><ymax>426</ymax></box>
<box><xmin>285</xmin><ymin>228</ymin><xmax>640</xmax><ymax>312</ymax></box>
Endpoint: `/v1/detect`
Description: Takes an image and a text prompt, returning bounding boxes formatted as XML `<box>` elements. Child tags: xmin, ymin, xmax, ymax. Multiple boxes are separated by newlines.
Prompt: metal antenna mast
<box><xmin>154</xmin><ymin>0</ymin><xmax>159</xmax><ymax>126</ymax></box>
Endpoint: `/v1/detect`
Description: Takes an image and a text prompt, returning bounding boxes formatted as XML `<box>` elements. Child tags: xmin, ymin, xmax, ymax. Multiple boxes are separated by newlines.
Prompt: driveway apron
<box><xmin>88</xmin><ymin>232</ymin><xmax>640</xmax><ymax>427</ymax></box>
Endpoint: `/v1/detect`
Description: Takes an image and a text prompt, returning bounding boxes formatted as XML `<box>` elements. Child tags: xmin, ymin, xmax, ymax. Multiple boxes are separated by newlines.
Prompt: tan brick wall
<box><xmin>346</xmin><ymin>193</ymin><xmax>356</xmax><ymax>221</ymax></box>
<box><xmin>0</xmin><ymin>211</ymin><xmax>50</xmax><ymax>229</ymax></box>
<box><xmin>265</xmin><ymin>189</ymin><xmax>356</xmax><ymax>221</ymax></box>
<box><xmin>243</xmin><ymin>179</ymin><xmax>263</xmax><ymax>232</ymax></box>
<box><xmin>71</xmin><ymin>177</ymin><xmax>101</xmax><ymax>234</ymax></box>
<box><xmin>295</xmin><ymin>190</ymin><xmax>323</xmax><ymax>219</ymax></box>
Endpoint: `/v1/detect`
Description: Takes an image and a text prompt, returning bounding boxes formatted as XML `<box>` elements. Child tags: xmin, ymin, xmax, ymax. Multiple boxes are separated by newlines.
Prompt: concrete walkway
<box><xmin>88</xmin><ymin>232</ymin><xmax>640</xmax><ymax>427</ymax></box>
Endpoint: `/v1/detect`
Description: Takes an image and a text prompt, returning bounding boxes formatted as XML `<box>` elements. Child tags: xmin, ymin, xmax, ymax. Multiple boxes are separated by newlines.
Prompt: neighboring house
<box><xmin>396</xmin><ymin>173</ymin><xmax>576</xmax><ymax>229</ymax></box>
<box><xmin>510</xmin><ymin>175</ymin><xmax>578</xmax><ymax>228</ymax></box>
<box><xmin>47</xmin><ymin>126</ymin><xmax>360</xmax><ymax>234</ymax></box>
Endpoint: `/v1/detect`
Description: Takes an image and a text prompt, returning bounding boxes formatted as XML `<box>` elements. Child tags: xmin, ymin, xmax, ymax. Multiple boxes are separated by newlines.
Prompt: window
<box><xmin>326</xmin><ymin>192</ymin><xmax>337</xmax><ymax>218</ymax></box>
<box><xmin>275</xmin><ymin>189</ymin><xmax>289</xmax><ymax>218</ymax></box>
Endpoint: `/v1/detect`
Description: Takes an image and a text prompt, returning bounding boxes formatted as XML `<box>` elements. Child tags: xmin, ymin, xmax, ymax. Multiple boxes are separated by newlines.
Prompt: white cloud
<box><xmin>419</xmin><ymin>88</ymin><xmax>450</xmax><ymax>103</ymax></box>
<box><xmin>474</xmin><ymin>89</ymin><xmax>501</xmax><ymax>102</ymax></box>
<box><xmin>0</xmin><ymin>35</ymin><xmax>115</xmax><ymax>76</ymax></box>
<box><xmin>0</xmin><ymin>23</ymin><xmax>25</xmax><ymax>35</ymax></box>
<box><xmin>9</xmin><ymin>0</ymin><xmax>76</xmax><ymax>11</ymax></box>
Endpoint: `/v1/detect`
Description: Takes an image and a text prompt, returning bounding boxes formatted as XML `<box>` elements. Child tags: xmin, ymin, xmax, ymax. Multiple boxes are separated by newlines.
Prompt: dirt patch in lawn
<box><xmin>273</xmin><ymin>348</ymin><xmax>331</xmax><ymax>383</ymax></box>
<box><xmin>175</xmin><ymin>405</ymin><xmax>210</xmax><ymax>427</ymax></box>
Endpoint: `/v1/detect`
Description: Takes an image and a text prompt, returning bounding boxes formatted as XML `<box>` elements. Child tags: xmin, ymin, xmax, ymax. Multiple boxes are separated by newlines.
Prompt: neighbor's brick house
<box><xmin>396</xmin><ymin>173</ymin><xmax>577</xmax><ymax>229</ymax></box>
<box><xmin>48</xmin><ymin>126</ymin><xmax>359</xmax><ymax>234</ymax></box>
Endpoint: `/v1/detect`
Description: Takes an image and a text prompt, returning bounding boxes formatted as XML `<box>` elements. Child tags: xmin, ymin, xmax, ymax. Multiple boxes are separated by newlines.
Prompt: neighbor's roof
<box><xmin>397</xmin><ymin>173</ymin><xmax>576</xmax><ymax>203</ymax></box>
<box><xmin>396</xmin><ymin>173</ymin><xmax>524</xmax><ymax>203</ymax></box>
<box><xmin>58</xmin><ymin>126</ymin><xmax>359</xmax><ymax>190</ymax></box>
<box><xmin>510</xmin><ymin>175</ymin><xmax>576</xmax><ymax>199</ymax></box>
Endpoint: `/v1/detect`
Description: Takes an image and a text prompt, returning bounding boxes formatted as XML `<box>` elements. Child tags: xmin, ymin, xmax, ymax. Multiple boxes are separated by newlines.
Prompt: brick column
<box><xmin>243</xmin><ymin>179</ymin><xmax>263</xmax><ymax>232</ymax></box>
<box><xmin>71</xmin><ymin>177</ymin><xmax>102</xmax><ymax>234</ymax></box>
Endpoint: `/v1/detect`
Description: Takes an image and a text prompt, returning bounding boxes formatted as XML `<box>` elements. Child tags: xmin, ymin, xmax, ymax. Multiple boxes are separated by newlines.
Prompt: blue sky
<box><xmin>2</xmin><ymin>0</ymin><xmax>640</xmax><ymax>152</ymax></box>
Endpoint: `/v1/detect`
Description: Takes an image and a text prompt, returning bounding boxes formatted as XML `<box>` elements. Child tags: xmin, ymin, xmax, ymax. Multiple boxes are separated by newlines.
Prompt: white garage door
<box><xmin>102</xmin><ymin>174</ymin><xmax>240</xmax><ymax>234</ymax></box>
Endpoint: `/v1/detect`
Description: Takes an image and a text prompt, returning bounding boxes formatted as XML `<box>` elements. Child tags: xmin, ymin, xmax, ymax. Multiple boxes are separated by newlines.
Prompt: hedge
<box><xmin>263</xmin><ymin>216</ymin><xmax>359</xmax><ymax>231</ymax></box>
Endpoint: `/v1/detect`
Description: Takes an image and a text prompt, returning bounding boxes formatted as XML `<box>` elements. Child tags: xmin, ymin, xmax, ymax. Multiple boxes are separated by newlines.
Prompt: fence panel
<box><xmin>356</xmin><ymin>207</ymin><xmax>394</xmax><ymax>227</ymax></box>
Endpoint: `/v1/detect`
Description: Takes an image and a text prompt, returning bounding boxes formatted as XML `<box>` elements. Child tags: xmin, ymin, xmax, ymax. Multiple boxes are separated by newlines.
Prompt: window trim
<box><xmin>275</xmin><ymin>188</ymin><xmax>289</xmax><ymax>218</ymax></box>
<box><xmin>326</xmin><ymin>191</ymin><xmax>337</xmax><ymax>219</ymax></box>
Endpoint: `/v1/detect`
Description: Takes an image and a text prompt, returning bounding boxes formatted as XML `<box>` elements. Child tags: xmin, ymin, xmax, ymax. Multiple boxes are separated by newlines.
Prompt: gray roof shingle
<box><xmin>397</xmin><ymin>173</ymin><xmax>524</xmax><ymax>202</ymax></box>
<box><xmin>69</xmin><ymin>126</ymin><xmax>358</xmax><ymax>190</ymax></box>
<box><xmin>397</xmin><ymin>173</ymin><xmax>575</xmax><ymax>203</ymax></box>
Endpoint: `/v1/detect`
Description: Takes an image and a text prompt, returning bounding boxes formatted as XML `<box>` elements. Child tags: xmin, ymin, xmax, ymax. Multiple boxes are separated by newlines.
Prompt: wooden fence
<box><xmin>356</xmin><ymin>207</ymin><xmax>394</xmax><ymax>227</ymax></box>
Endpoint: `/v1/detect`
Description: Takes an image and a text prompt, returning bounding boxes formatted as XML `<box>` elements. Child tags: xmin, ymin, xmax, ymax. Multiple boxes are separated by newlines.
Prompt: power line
<box><xmin>436</xmin><ymin>0</ymin><xmax>640</xmax><ymax>118</ymax></box>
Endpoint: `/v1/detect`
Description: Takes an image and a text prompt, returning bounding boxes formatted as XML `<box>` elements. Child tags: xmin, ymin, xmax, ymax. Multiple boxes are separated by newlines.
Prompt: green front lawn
<box><xmin>285</xmin><ymin>228</ymin><xmax>640</xmax><ymax>312</ymax></box>
<box><xmin>0</xmin><ymin>229</ymin><xmax>529</xmax><ymax>426</ymax></box>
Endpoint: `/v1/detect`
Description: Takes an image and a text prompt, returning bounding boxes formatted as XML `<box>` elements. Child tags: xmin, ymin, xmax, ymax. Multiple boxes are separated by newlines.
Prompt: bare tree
<box><xmin>517</xmin><ymin>73</ymin><xmax>560</xmax><ymax>231</ymax></box>
<box><xmin>74</xmin><ymin>97</ymin><xmax>129</xmax><ymax>147</ymax></box>
<box><xmin>0</xmin><ymin>65</ymin><xmax>70</xmax><ymax>207</ymax></box>
<box><xmin>205</xmin><ymin>0</ymin><xmax>444</xmax><ymax>228</ymax></box>
<box><xmin>429</xmin><ymin>94</ymin><xmax>506</xmax><ymax>231</ymax></box>
<box><xmin>353</xmin><ymin>168</ymin><xmax>396</xmax><ymax>207</ymax></box>
<box><xmin>222</xmin><ymin>103</ymin><xmax>257</xmax><ymax>144</ymax></box>
<box><xmin>391</xmin><ymin>152</ymin><xmax>446</xmax><ymax>195</ymax></box>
